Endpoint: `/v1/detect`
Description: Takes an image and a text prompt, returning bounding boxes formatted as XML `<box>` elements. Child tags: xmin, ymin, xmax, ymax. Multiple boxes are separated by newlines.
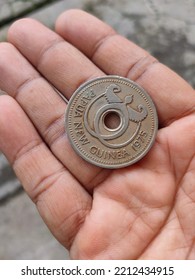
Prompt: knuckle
<box><xmin>127</xmin><ymin>54</ymin><xmax>159</xmax><ymax>81</ymax></box>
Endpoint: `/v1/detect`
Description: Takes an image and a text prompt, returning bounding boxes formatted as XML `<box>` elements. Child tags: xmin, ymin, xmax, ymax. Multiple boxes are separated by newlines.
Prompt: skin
<box><xmin>0</xmin><ymin>9</ymin><xmax>195</xmax><ymax>260</ymax></box>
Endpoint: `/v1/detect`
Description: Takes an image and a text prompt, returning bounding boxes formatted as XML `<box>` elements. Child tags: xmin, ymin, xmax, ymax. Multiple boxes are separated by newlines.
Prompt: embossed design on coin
<box><xmin>65</xmin><ymin>76</ymin><xmax>158</xmax><ymax>168</ymax></box>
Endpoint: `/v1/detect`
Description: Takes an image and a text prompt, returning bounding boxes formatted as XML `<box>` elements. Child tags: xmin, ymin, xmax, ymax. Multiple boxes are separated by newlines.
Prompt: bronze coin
<box><xmin>65</xmin><ymin>76</ymin><xmax>158</xmax><ymax>168</ymax></box>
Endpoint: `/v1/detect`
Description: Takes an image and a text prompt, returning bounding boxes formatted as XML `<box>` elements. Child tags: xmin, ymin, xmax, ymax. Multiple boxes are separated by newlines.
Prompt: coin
<box><xmin>65</xmin><ymin>76</ymin><xmax>158</xmax><ymax>169</ymax></box>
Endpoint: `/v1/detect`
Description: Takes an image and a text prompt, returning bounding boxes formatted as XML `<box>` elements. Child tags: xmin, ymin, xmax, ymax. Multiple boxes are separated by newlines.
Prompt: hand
<box><xmin>0</xmin><ymin>10</ymin><xmax>195</xmax><ymax>260</ymax></box>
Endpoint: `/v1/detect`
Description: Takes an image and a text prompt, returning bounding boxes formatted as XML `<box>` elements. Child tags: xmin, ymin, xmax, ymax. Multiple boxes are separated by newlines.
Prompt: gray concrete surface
<box><xmin>0</xmin><ymin>0</ymin><xmax>195</xmax><ymax>259</ymax></box>
<box><xmin>0</xmin><ymin>191</ymin><xmax>68</xmax><ymax>259</ymax></box>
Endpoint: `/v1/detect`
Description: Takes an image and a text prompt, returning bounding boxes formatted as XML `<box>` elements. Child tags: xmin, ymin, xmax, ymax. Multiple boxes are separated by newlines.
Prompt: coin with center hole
<box><xmin>65</xmin><ymin>76</ymin><xmax>158</xmax><ymax>169</ymax></box>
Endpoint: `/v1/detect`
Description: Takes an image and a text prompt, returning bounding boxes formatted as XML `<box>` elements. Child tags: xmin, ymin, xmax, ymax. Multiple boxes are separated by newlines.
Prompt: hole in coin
<box><xmin>103</xmin><ymin>111</ymin><xmax>121</xmax><ymax>130</ymax></box>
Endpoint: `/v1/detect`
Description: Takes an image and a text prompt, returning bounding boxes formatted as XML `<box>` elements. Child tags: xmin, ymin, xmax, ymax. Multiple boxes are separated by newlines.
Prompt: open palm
<box><xmin>0</xmin><ymin>10</ymin><xmax>195</xmax><ymax>259</ymax></box>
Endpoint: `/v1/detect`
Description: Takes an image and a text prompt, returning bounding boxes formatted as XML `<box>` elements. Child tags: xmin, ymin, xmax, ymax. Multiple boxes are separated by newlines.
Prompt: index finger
<box><xmin>56</xmin><ymin>10</ymin><xmax>195</xmax><ymax>127</ymax></box>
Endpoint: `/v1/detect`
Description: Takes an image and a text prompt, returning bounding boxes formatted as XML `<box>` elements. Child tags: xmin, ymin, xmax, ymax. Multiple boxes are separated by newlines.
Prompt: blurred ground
<box><xmin>0</xmin><ymin>0</ymin><xmax>195</xmax><ymax>259</ymax></box>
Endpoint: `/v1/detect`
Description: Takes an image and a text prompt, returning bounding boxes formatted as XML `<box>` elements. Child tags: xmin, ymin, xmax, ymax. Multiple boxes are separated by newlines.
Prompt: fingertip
<box><xmin>7</xmin><ymin>18</ymin><xmax>61</xmax><ymax>68</ymax></box>
<box><xmin>55</xmin><ymin>9</ymin><xmax>115</xmax><ymax>58</ymax></box>
<box><xmin>8</xmin><ymin>18</ymin><xmax>38</xmax><ymax>43</ymax></box>
<box><xmin>55</xmin><ymin>8</ymin><xmax>114</xmax><ymax>34</ymax></box>
<box><xmin>55</xmin><ymin>9</ymin><xmax>89</xmax><ymax>33</ymax></box>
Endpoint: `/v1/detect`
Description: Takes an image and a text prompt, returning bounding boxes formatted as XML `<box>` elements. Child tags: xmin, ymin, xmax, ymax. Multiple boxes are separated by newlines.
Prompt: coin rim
<box><xmin>65</xmin><ymin>75</ymin><xmax>158</xmax><ymax>169</ymax></box>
